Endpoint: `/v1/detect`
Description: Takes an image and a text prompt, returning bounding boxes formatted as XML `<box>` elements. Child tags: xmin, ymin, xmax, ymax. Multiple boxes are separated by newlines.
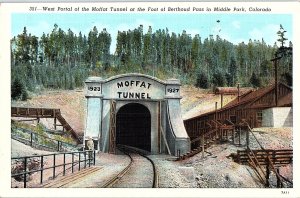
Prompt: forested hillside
<box><xmin>11</xmin><ymin>24</ymin><xmax>292</xmax><ymax>100</ymax></box>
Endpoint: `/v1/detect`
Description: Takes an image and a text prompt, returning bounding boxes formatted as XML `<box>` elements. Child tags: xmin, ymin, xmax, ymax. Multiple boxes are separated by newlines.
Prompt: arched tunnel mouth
<box><xmin>116</xmin><ymin>103</ymin><xmax>151</xmax><ymax>152</ymax></box>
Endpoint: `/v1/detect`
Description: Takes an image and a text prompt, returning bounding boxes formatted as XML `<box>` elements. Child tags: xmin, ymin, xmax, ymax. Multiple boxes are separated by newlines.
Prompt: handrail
<box><xmin>211</xmin><ymin>120</ymin><xmax>222</xmax><ymax>126</ymax></box>
<box><xmin>248</xmin><ymin>148</ymin><xmax>266</xmax><ymax>177</ymax></box>
<box><xmin>246</xmin><ymin>124</ymin><xmax>264</xmax><ymax>150</ymax></box>
<box><xmin>241</xmin><ymin>120</ymin><xmax>287</xmax><ymax>187</ymax></box>
<box><xmin>190</xmin><ymin>128</ymin><xmax>218</xmax><ymax>144</ymax></box>
<box><xmin>11</xmin><ymin>127</ymin><xmax>78</xmax><ymax>151</ymax></box>
<box><xmin>247</xmin><ymin>153</ymin><xmax>265</xmax><ymax>184</ymax></box>
<box><xmin>225</xmin><ymin>119</ymin><xmax>235</xmax><ymax>126</ymax></box>
<box><xmin>266</xmin><ymin>155</ymin><xmax>283</xmax><ymax>187</ymax></box>
<box><xmin>206</xmin><ymin>122</ymin><xmax>212</xmax><ymax>128</ymax></box>
<box><xmin>11</xmin><ymin>150</ymin><xmax>95</xmax><ymax>188</ymax></box>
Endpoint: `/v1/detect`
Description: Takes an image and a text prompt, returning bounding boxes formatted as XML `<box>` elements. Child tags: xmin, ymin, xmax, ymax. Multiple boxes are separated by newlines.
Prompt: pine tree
<box><xmin>11</xmin><ymin>78</ymin><xmax>28</xmax><ymax>101</ymax></box>
<box><xmin>277</xmin><ymin>24</ymin><xmax>288</xmax><ymax>47</ymax></box>
<box><xmin>195</xmin><ymin>69</ymin><xmax>209</xmax><ymax>88</ymax></box>
<box><xmin>249</xmin><ymin>72</ymin><xmax>261</xmax><ymax>88</ymax></box>
<box><xmin>88</xmin><ymin>26</ymin><xmax>99</xmax><ymax>68</ymax></box>
<box><xmin>212</xmin><ymin>70</ymin><xmax>226</xmax><ymax>87</ymax></box>
<box><xmin>227</xmin><ymin>56</ymin><xmax>237</xmax><ymax>86</ymax></box>
<box><xmin>281</xmin><ymin>72</ymin><xmax>292</xmax><ymax>86</ymax></box>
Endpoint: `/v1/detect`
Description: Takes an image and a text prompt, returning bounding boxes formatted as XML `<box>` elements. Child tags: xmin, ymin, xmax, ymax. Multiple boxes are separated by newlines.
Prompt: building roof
<box><xmin>278</xmin><ymin>92</ymin><xmax>293</xmax><ymax>107</ymax></box>
<box><xmin>215</xmin><ymin>87</ymin><xmax>254</xmax><ymax>95</ymax></box>
<box><xmin>184</xmin><ymin>82</ymin><xmax>292</xmax><ymax>122</ymax></box>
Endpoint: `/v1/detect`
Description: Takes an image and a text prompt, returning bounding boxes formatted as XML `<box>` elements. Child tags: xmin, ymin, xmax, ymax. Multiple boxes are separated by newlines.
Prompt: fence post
<box><xmin>53</xmin><ymin>154</ymin><xmax>56</xmax><ymax>179</ymax></box>
<box><xmin>266</xmin><ymin>160</ymin><xmax>270</xmax><ymax>187</ymax></box>
<box><xmin>246</xmin><ymin>128</ymin><xmax>249</xmax><ymax>150</ymax></box>
<box><xmin>78</xmin><ymin>153</ymin><xmax>81</xmax><ymax>171</ymax></box>
<box><xmin>202</xmin><ymin>134</ymin><xmax>205</xmax><ymax>158</ymax></box>
<box><xmin>57</xmin><ymin>141</ymin><xmax>60</xmax><ymax>151</ymax></box>
<box><xmin>40</xmin><ymin>156</ymin><xmax>43</xmax><ymax>184</ymax></box>
<box><xmin>63</xmin><ymin>153</ymin><xmax>66</xmax><ymax>176</ymax></box>
<box><xmin>72</xmin><ymin>153</ymin><xmax>74</xmax><ymax>173</ymax></box>
<box><xmin>84</xmin><ymin>151</ymin><xmax>87</xmax><ymax>168</ymax></box>
<box><xmin>24</xmin><ymin>157</ymin><xmax>27</xmax><ymax>188</ymax></box>
<box><xmin>88</xmin><ymin>151</ymin><xmax>91</xmax><ymax>167</ymax></box>
<box><xmin>238</xmin><ymin>127</ymin><xmax>241</xmax><ymax>146</ymax></box>
<box><xmin>93</xmin><ymin>150</ymin><xmax>96</xmax><ymax>165</ymax></box>
<box><xmin>233</xmin><ymin>129</ymin><xmax>235</xmax><ymax>144</ymax></box>
<box><xmin>30</xmin><ymin>133</ymin><xmax>33</xmax><ymax>147</ymax></box>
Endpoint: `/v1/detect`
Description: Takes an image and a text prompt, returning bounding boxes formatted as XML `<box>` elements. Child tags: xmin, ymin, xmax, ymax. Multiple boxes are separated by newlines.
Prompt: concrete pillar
<box><xmin>84</xmin><ymin>77</ymin><xmax>103</xmax><ymax>151</ymax></box>
<box><xmin>165</xmin><ymin>79</ymin><xmax>190</xmax><ymax>155</ymax></box>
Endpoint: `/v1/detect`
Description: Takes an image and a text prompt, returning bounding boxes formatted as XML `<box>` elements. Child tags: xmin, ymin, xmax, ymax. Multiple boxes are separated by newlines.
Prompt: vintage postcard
<box><xmin>0</xmin><ymin>0</ymin><xmax>299</xmax><ymax>197</ymax></box>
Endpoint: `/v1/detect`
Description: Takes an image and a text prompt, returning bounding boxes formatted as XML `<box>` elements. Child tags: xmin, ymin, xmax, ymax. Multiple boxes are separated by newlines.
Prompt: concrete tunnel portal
<box><xmin>84</xmin><ymin>73</ymin><xmax>190</xmax><ymax>155</ymax></box>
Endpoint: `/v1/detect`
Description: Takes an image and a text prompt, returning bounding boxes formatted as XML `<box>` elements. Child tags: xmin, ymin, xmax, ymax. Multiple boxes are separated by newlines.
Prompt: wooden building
<box><xmin>184</xmin><ymin>82</ymin><xmax>292</xmax><ymax>148</ymax></box>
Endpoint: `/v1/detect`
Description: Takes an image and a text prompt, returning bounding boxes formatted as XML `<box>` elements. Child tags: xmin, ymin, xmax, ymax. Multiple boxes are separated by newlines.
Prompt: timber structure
<box><xmin>11</xmin><ymin>106</ymin><xmax>80</xmax><ymax>143</ymax></box>
<box><xmin>184</xmin><ymin>82</ymin><xmax>292</xmax><ymax>150</ymax></box>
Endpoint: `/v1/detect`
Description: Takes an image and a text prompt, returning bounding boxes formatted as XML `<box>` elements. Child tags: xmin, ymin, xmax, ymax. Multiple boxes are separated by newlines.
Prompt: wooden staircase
<box><xmin>11</xmin><ymin>107</ymin><xmax>80</xmax><ymax>143</ymax></box>
<box><xmin>177</xmin><ymin>120</ymin><xmax>237</xmax><ymax>161</ymax></box>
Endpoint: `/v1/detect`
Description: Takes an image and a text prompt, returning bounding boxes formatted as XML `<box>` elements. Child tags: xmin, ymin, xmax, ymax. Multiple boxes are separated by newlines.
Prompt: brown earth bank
<box><xmin>11</xmin><ymin>89</ymin><xmax>86</xmax><ymax>136</ymax></box>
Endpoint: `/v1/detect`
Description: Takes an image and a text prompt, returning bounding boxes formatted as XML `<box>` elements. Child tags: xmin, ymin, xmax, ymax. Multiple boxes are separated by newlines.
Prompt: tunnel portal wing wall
<box><xmin>166</xmin><ymin>99</ymin><xmax>191</xmax><ymax>155</ymax></box>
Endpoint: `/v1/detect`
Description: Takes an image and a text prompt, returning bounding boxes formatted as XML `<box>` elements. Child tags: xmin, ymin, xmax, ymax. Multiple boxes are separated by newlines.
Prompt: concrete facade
<box><xmin>262</xmin><ymin>107</ymin><xmax>293</xmax><ymax>127</ymax></box>
<box><xmin>84</xmin><ymin>73</ymin><xmax>190</xmax><ymax>155</ymax></box>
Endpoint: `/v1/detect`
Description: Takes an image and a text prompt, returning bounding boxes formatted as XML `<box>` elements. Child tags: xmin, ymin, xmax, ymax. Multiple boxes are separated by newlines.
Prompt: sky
<box><xmin>11</xmin><ymin>13</ymin><xmax>292</xmax><ymax>53</ymax></box>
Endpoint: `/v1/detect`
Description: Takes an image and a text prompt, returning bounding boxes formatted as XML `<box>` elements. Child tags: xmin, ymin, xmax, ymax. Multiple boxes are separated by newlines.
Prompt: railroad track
<box><xmin>102</xmin><ymin>145</ymin><xmax>158</xmax><ymax>188</ymax></box>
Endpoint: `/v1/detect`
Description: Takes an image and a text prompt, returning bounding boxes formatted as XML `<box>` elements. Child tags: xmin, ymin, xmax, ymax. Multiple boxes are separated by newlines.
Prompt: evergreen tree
<box><xmin>249</xmin><ymin>72</ymin><xmax>261</xmax><ymax>88</ymax></box>
<box><xmin>281</xmin><ymin>72</ymin><xmax>292</xmax><ymax>86</ymax></box>
<box><xmin>191</xmin><ymin>34</ymin><xmax>201</xmax><ymax>68</ymax></box>
<box><xmin>11</xmin><ymin>78</ymin><xmax>28</xmax><ymax>101</ymax></box>
<box><xmin>88</xmin><ymin>26</ymin><xmax>99</xmax><ymax>68</ymax></box>
<box><xmin>10</xmin><ymin>23</ymin><xmax>289</xmax><ymax>92</ymax></box>
<box><xmin>277</xmin><ymin>24</ymin><xmax>288</xmax><ymax>47</ymax></box>
<box><xmin>227</xmin><ymin>56</ymin><xmax>237</xmax><ymax>86</ymax></box>
<box><xmin>195</xmin><ymin>70</ymin><xmax>209</xmax><ymax>89</ymax></box>
<box><xmin>212</xmin><ymin>70</ymin><xmax>226</xmax><ymax>87</ymax></box>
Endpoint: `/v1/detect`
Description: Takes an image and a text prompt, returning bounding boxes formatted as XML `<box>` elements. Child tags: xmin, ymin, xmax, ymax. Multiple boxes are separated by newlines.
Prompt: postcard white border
<box><xmin>0</xmin><ymin>1</ymin><xmax>299</xmax><ymax>197</ymax></box>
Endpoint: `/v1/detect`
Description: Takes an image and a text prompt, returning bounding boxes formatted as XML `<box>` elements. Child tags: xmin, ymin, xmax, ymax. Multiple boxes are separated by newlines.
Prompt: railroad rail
<box><xmin>11</xmin><ymin>106</ymin><xmax>80</xmax><ymax>143</ymax></box>
<box><xmin>102</xmin><ymin>145</ymin><xmax>158</xmax><ymax>188</ymax></box>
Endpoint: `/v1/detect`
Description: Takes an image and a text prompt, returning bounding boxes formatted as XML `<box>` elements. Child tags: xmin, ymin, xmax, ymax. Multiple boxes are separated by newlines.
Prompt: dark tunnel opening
<box><xmin>116</xmin><ymin>103</ymin><xmax>151</xmax><ymax>152</ymax></box>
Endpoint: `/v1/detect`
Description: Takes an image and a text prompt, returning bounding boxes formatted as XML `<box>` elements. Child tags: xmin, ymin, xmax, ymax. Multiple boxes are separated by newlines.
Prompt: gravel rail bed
<box><xmin>112</xmin><ymin>153</ymin><xmax>154</xmax><ymax>188</ymax></box>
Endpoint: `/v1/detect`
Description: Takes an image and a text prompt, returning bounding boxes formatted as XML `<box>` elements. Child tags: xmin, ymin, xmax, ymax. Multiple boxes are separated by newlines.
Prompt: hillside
<box><xmin>11</xmin><ymin>89</ymin><xmax>86</xmax><ymax>136</ymax></box>
<box><xmin>11</xmin><ymin>86</ymin><xmax>237</xmax><ymax>137</ymax></box>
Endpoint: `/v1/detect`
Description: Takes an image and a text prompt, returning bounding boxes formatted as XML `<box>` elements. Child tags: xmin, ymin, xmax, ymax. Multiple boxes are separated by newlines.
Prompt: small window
<box><xmin>257</xmin><ymin>111</ymin><xmax>263</xmax><ymax>121</ymax></box>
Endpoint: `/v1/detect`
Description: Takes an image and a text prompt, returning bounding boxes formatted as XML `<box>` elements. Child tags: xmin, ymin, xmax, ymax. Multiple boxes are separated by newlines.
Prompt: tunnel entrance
<box><xmin>116</xmin><ymin>103</ymin><xmax>151</xmax><ymax>151</ymax></box>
